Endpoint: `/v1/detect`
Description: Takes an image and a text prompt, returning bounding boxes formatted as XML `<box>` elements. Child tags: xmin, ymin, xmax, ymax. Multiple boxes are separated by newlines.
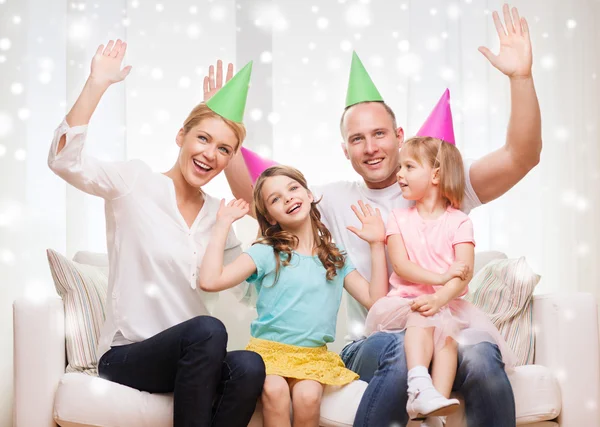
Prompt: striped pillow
<box><xmin>46</xmin><ymin>249</ymin><xmax>108</xmax><ymax>375</ymax></box>
<box><xmin>465</xmin><ymin>257</ymin><xmax>540</xmax><ymax>366</ymax></box>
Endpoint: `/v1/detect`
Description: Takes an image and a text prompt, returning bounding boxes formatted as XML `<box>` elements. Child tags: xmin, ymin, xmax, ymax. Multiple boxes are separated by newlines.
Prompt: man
<box><xmin>210</xmin><ymin>4</ymin><xmax>540</xmax><ymax>426</ymax></box>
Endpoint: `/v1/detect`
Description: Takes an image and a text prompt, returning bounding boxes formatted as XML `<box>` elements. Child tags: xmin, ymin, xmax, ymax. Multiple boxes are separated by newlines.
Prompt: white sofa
<box><xmin>13</xmin><ymin>251</ymin><xmax>600</xmax><ymax>427</ymax></box>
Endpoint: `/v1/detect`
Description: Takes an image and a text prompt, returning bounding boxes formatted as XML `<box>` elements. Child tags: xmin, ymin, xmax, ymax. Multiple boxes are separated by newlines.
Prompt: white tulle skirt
<box><xmin>365</xmin><ymin>296</ymin><xmax>517</xmax><ymax>370</ymax></box>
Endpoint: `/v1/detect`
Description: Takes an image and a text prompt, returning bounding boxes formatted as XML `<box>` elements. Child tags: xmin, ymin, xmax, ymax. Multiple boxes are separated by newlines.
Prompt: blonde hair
<box><xmin>252</xmin><ymin>165</ymin><xmax>346</xmax><ymax>282</ymax></box>
<box><xmin>182</xmin><ymin>103</ymin><xmax>246</xmax><ymax>151</ymax></box>
<box><xmin>402</xmin><ymin>136</ymin><xmax>465</xmax><ymax>209</ymax></box>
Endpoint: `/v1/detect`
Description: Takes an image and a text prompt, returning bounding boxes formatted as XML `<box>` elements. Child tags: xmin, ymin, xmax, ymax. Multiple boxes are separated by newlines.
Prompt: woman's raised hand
<box><xmin>90</xmin><ymin>39</ymin><xmax>132</xmax><ymax>86</ymax></box>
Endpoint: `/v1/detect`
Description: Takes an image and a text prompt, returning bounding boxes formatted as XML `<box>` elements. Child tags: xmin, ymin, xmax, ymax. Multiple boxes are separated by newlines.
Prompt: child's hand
<box><xmin>347</xmin><ymin>200</ymin><xmax>385</xmax><ymax>244</ymax></box>
<box><xmin>217</xmin><ymin>198</ymin><xmax>250</xmax><ymax>225</ymax></box>
<box><xmin>410</xmin><ymin>294</ymin><xmax>444</xmax><ymax>317</ymax></box>
<box><xmin>441</xmin><ymin>261</ymin><xmax>469</xmax><ymax>284</ymax></box>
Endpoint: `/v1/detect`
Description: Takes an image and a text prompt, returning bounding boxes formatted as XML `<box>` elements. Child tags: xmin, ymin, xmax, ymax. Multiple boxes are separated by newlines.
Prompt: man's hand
<box><xmin>203</xmin><ymin>60</ymin><xmax>234</xmax><ymax>101</ymax></box>
<box><xmin>478</xmin><ymin>4</ymin><xmax>532</xmax><ymax>79</ymax></box>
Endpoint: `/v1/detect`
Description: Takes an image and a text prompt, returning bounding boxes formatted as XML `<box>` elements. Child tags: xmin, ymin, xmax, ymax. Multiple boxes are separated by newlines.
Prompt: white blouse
<box><xmin>48</xmin><ymin>119</ymin><xmax>248</xmax><ymax>358</ymax></box>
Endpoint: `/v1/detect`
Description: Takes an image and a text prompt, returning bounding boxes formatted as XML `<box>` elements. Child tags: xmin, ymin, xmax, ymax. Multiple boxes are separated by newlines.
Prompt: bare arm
<box><xmin>343</xmin><ymin>202</ymin><xmax>391</xmax><ymax>308</ymax></box>
<box><xmin>48</xmin><ymin>40</ymin><xmax>134</xmax><ymax>200</ymax></box>
<box><xmin>344</xmin><ymin>242</ymin><xmax>388</xmax><ymax>309</ymax></box>
<box><xmin>471</xmin><ymin>5</ymin><xmax>541</xmax><ymax>204</ymax></box>
<box><xmin>202</xmin><ymin>60</ymin><xmax>256</xmax><ymax>216</ymax></box>
<box><xmin>57</xmin><ymin>40</ymin><xmax>132</xmax><ymax>154</ymax></box>
<box><xmin>224</xmin><ymin>151</ymin><xmax>256</xmax><ymax>216</ymax></box>
<box><xmin>387</xmin><ymin>233</ymin><xmax>463</xmax><ymax>286</ymax></box>
<box><xmin>197</xmin><ymin>199</ymin><xmax>257</xmax><ymax>292</ymax></box>
<box><xmin>410</xmin><ymin>242</ymin><xmax>475</xmax><ymax>317</ymax></box>
<box><xmin>434</xmin><ymin>243</ymin><xmax>475</xmax><ymax>306</ymax></box>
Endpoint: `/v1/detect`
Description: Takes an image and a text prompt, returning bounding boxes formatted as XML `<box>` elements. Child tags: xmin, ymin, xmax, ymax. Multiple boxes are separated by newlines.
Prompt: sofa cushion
<box><xmin>473</xmin><ymin>250</ymin><xmax>508</xmax><ymax>277</ymax></box>
<box><xmin>509</xmin><ymin>365</ymin><xmax>561</xmax><ymax>424</ymax></box>
<box><xmin>465</xmin><ymin>257</ymin><xmax>541</xmax><ymax>365</ymax></box>
<box><xmin>53</xmin><ymin>373</ymin><xmax>367</xmax><ymax>427</ymax></box>
<box><xmin>54</xmin><ymin>374</ymin><xmax>172</xmax><ymax>427</ymax></box>
<box><xmin>46</xmin><ymin>249</ymin><xmax>108</xmax><ymax>375</ymax></box>
<box><xmin>54</xmin><ymin>364</ymin><xmax>560</xmax><ymax>427</ymax></box>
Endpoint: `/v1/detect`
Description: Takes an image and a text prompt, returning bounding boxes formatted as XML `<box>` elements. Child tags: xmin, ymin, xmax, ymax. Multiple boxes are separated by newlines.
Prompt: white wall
<box><xmin>1</xmin><ymin>1</ymin><xmax>600</xmax><ymax>426</ymax></box>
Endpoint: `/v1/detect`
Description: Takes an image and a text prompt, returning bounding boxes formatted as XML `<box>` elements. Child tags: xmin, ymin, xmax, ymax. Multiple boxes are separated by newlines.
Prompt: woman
<box><xmin>48</xmin><ymin>39</ymin><xmax>265</xmax><ymax>427</ymax></box>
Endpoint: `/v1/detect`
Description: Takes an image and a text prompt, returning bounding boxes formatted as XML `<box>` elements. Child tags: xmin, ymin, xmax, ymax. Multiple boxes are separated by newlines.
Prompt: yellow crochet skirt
<box><xmin>246</xmin><ymin>338</ymin><xmax>359</xmax><ymax>386</ymax></box>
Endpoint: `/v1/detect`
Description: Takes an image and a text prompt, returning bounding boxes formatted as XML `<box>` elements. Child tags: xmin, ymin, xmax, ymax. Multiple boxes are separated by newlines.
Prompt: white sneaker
<box><xmin>406</xmin><ymin>386</ymin><xmax>460</xmax><ymax>420</ymax></box>
<box><xmin>421</xmin><ymin>417</ymin><xmax>444</xmax><ymax>427</ymax></box>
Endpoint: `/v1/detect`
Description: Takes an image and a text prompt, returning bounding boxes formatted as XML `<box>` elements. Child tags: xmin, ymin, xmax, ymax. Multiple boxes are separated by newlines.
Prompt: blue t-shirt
<box><xmin>245</xmin><ymin>243</ymin><xmax>356</xmax><ymax>347</ymax></box>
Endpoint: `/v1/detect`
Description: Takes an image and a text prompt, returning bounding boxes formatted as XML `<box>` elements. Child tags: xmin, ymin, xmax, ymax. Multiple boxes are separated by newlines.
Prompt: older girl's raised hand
<box><xmin>347</xmin><ymin>200</ymin><xmax>385</xmax><ymax>245</ymax></box>
<box><xmin>217</xmin><ymin>198</ymin><xmax>250</xmax><ymax>225</ymax></box>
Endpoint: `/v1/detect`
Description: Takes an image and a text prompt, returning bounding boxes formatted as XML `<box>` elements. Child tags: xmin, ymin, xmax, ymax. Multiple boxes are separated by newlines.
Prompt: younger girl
<box><xmin>364</xmin><ymin>137</ymin><xmax>516</xmax><ymax>424</ymax></box>
<box><xmin>199</xmin><ymin>165</ymin><xmax>388</xmax><ymax>427</ymax></box>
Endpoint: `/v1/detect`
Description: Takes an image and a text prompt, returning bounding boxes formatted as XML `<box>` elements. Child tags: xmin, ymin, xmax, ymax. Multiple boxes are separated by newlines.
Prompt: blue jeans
<box><xmin>98</xmin><ymin>316</ymin><xmax>265</xmax><ymax>427</ymax></box>
<box><xmin>341</xmin><ymin>331</ymin><xmax>515</xmax><ymax>427</ymax></box>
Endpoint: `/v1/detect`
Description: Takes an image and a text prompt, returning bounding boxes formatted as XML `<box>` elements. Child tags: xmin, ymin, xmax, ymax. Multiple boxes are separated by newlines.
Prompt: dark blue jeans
<box><xmin>341</xmin><ymin>331</ymin><xmax>516</xmax><ymax>427</ymax></box>
<box><xmin>98</xmin><ymin>316</ymin><xmax>265</xmax><ymax>427</ymax></box>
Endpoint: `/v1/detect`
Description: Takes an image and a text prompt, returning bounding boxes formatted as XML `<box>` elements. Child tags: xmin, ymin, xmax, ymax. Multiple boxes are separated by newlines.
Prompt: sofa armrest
<box><xmin>533</xmin><ymin>293</ymin><xmax>600</xmax><ymax>427</ymax></box>
<box><xmin>13</xmin><ymin>296</ymin><xmax>65</xmax><ymax>427</ymax></box>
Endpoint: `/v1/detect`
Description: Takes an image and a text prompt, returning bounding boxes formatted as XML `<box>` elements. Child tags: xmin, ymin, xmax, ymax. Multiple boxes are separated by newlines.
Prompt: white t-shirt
<box><xmin>48</xmin><ymin>119</ymin><xmax>248</xmax><ymax>358</ymax></box>
<box><xmin>312</xmin><ymin>160</ymin><xmax>482</xmax><ymax>341</ymax></box>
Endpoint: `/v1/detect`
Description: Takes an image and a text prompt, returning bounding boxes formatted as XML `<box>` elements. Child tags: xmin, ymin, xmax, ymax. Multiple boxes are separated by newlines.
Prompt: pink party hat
<box><xmin>240</xmin><ymin>147</ymin><xmax>279</xmax><ymax>184</ymax></box>
<box><xmin>416</xmin><ymin>89</ymin><xmax>455</xmax><ymax>145</ymax></box>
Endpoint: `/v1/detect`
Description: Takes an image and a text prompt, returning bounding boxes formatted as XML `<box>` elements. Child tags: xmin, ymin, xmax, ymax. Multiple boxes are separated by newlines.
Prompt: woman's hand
<box><xmin>347</xmin><ymin>200</ymin><xmax>385</xmax><ymax>245</ymax></box>
<box><xmin>90</xmin><ymin>39</ymin><xmax>132</xmax><ymax>87</ymax></box>
<box><xmin>217</xmin><ymin>198</ymin><xmax>250</xmax><ymax>225</ymax></box>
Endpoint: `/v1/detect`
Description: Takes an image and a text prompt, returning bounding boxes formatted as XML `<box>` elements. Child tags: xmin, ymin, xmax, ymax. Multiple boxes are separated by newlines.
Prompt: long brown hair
<box><xmin>252</xmin><ymin>165</ymin><xmax>345</xmax><ymax>282</ymax></box>
<box><xmin>402</xmin><ymin>136</ymin><xmax>465</xmax><ymax>209</ymax></box>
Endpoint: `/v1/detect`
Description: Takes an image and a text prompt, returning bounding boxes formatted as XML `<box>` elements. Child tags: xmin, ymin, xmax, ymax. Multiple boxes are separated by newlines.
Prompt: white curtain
<box><xmin>1</xmin><ymin>0</ymin><xmax>599</xmax><ymax>425</ymax></box>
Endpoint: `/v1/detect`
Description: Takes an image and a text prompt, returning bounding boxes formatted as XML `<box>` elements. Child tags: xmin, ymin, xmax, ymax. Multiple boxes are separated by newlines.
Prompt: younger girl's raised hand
<box><xmin>217</xmin><ymin>198</ymin><xmax>250</xmax><ymax>225</ymax></box>
<box><xmin>347</xmin><ymin>200</ymin><xmax>385</xmax><ymax>245</ymax></box>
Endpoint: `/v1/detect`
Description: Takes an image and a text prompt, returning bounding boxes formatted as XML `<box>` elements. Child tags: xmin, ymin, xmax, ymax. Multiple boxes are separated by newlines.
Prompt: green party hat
<box><xmin>206</xmin><ymin>61</ymin><xmax>253</xmax><ymax>123</ymax></box>
<box><xmin>345</xmin><ymin>51</ymin><xmax>383</xmax><ymax>108</ymax></box>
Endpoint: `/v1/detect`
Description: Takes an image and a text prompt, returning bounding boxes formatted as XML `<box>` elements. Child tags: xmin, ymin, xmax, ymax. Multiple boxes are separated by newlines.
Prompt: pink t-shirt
<box><xmin>386</xmin><ymin>206</ymin><xmax>475</xmax><ymax>298</ymax></box>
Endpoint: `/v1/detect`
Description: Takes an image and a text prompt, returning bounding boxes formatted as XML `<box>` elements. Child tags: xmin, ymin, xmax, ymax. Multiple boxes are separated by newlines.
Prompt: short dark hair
<box><xmin>339</xmin><ymin>101</ymin><xmax>398</xmax><ymax>138</ymax></box>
